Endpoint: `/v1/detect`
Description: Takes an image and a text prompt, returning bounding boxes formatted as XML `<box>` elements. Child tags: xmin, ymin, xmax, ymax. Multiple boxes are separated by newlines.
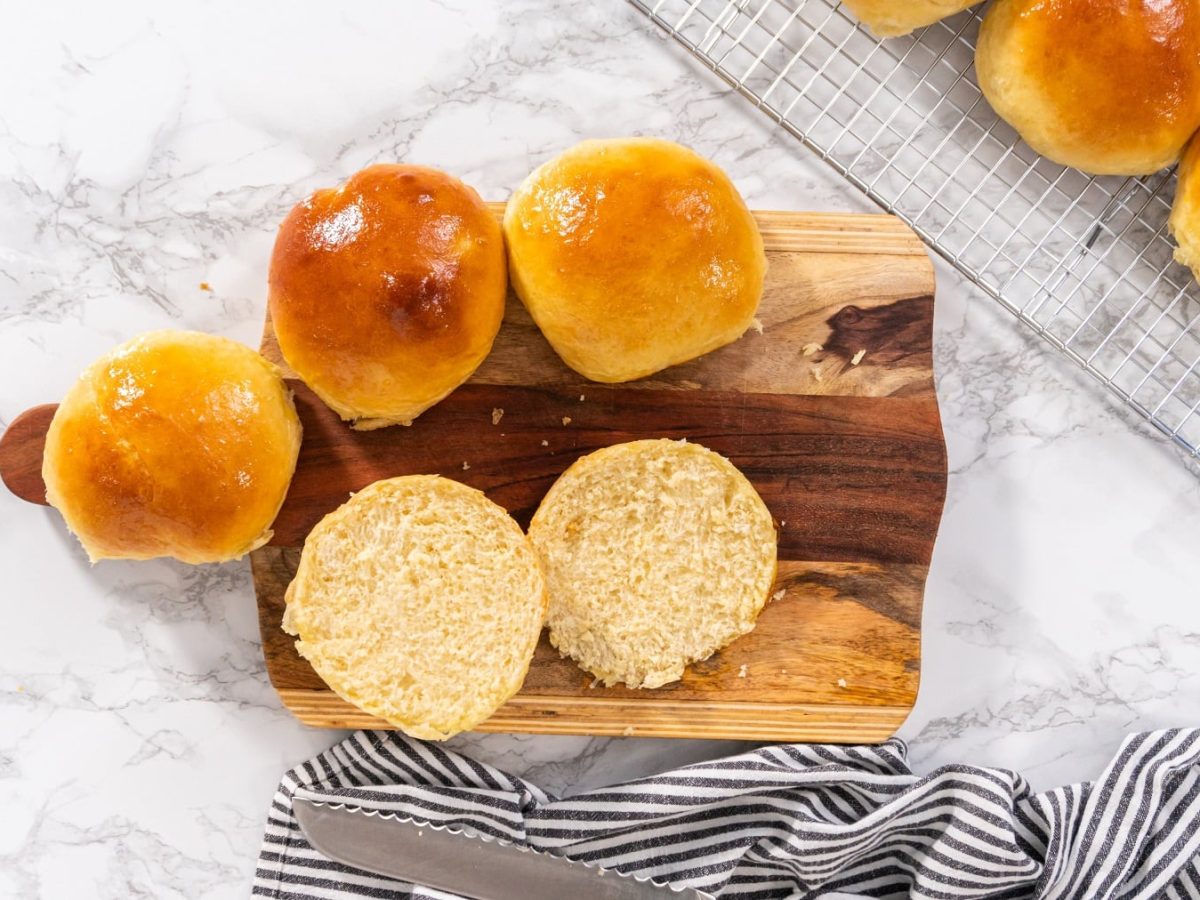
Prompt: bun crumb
<box><xmin>529</xmin><ymin>439</ymin><xmax>777</xmax><ymax>689</ymax></box>
<box><xmin>283</xmin><ymin>476</ymin><xmax>547</xmax><ymax>740</ymax></box>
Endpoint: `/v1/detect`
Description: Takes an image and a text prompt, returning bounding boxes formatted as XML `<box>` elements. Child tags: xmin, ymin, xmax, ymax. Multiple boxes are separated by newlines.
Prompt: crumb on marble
<box><xmin>491</xmin><ymin>408</ymin><xmax>504</xmax><ymax>425</ymax></box>
<box><xmin>801</xmin><ymin>342</ymin><xmax>822</xmax><ymax>357</ymax></box>
<box><xmin>851</xmin><ymin>349</ymin><xmax>866</xmax><ymax>366</ymax></box>
<box><xmin>199</xmin><ymin>282</ymin><xmax>212</xmax><ymax>292</ymax></box>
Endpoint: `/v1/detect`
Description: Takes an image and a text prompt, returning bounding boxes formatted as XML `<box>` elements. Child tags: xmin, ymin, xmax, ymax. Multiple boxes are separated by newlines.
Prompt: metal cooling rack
<box><xmin>629</xmin><ymin>0</ymin><xmax>1200</xmax><ymax>463</ymax></box>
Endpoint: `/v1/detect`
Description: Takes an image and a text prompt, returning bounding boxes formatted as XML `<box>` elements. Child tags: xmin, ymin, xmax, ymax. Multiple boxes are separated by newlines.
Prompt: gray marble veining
<box><xmin>3</xmin><ymin>1</ymin><xmax>1200</xmax><ymax>896</ymax></box>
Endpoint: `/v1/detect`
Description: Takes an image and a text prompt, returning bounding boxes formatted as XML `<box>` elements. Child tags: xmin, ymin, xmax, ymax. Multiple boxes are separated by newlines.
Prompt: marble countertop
<box><xmin>4</xmin><ymin>1</ymin><xmax>1200</xmax><ymax>896</ymax></box>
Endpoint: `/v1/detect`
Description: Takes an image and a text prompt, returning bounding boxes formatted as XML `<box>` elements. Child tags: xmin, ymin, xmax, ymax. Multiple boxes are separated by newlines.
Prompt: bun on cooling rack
<box><xmin>976</xmin><ymin>0</ymin><xmax>1200</xmax><ymax>176</ymax></box>
<box><xmin>503</xmin><ymin>138</ymin><xmax>766</xmax><ymax>383</ymax></box>
<box><xmin>283</xmin><ymin>476</ymin><xmax>547</xmax><ymax>740</ymax></box>
<box><xmin>42</xmin><ymin>331</ymin><xmax>301</xmax><ymax>564</ymax></box>
<box><xmin>269</xmin><ymin>164</ymin><xmax>507</xmax><ymax>429</ymax></box>
<box><xmin>528</xmin><ymin>439</ymin><xmax>777</xmax><ymax>689</ymax></box>
<box><xmin>1170</xmin><ymin>134</ymin><xmax>1200</xmax><ymax>279</ymax></box>
<box><xmin>841</xmin><ymin>0</ymin><xmax>980</xmax><ymax>37</ymax></box>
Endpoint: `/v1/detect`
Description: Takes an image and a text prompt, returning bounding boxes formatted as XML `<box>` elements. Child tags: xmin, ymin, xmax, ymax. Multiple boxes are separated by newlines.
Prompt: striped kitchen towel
<box><xmin>255</xmin><ymin>728</ymin><xmax>1200</xmax><ymax>899</ymax></box>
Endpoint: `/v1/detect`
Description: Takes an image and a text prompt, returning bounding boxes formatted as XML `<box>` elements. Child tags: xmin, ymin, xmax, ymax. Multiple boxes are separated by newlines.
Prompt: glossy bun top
<box><xmin>976</xmin><ymin>0</ymin><xmax>1200</xmax><ymax>175</ymax></box>
<box><xmin>42</xmin><ymin>330</ymin><xmax>301</xmax><ymax>563</ymax></box>
<box><xmin>268</xmin><ymin>164</ymin><xmax>507</xmax><ymax>429</ymax></box>
<box><xmin>503</xmin><ymin>138</ymin><xmax>766</xmax><ymax>383</ymax></box>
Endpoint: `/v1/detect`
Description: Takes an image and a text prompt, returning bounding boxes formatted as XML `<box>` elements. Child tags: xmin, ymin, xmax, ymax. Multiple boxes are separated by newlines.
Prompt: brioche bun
<box><xmin>503</xmin><ymin>139</ymin><xmax>766</xmax><ymax>383</ymax></box>
<box><xmin>842</xmin><ymin>0</ymin><xmax>979</xmax><ymax>37</ymax></box>
<box><xmin>1170</xmin><ymin>134</ymin><xmax>1200</xmax><ymax>279</ymax></box>
<box><xmin>269</xmin><ymin>164</ymin><xmax>507</xmax><ymax>429</ymax></box>
<box><xmin>976</xmin><ymin>0</ymin><xmax>1200</xmax><ymax>176</ymax></box>
<box><xmin>42</xmin><ymin>330</ymin><xmax>301</xmax><ymax>564</ymax></box>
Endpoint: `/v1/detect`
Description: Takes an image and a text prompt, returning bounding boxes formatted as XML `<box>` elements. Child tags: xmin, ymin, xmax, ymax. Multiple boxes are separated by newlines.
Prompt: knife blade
<box><xmin>294</xmin><ymin>797</ymin><xmax>713</xmax><ymax>900</ymax></box>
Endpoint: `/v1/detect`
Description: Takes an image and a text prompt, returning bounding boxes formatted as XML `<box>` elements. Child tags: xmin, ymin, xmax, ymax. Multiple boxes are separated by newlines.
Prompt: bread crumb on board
<box><xmin>811</xmin><ymin>366</ymin><xmax>824</xmax><ymax>382</ymax></box>
<box><xmin>851</xmin><ymin>349</ymin><xmax>866</xmax><ymax>366</ymax></box>
<box><xmin>771</xmin><ymin>588</ymin><xmax>786</xmax><ymax>602</ymax></box>
<box><xmin>491</xmin><ymin>408</ymin><xmax>504</xmax><ymax>425</ymax></box>
<box><xmin>540</xmin><ymin>439</ymin><xmax>549</xmax><ymax>447</ymax></box>
<box><xmin>751</xmin><ymin>318</ymin><xmax>764</xmax><ymax>334</ymax></box>
<box><xmin>737</xmin><ymin>664</ymin><xmax>748</xmax><ymax>678</ymax></box>
<box><xmin>461</xmin><ymin>461</ymin><xmax>470</xmax><ymax>471</ymax></box>
<box><xmin>621</xmin><ymin>726</ymin><xmax>635</xmax><ymax>736</ymax></box>
<box><xmin>837</xmin><ymin>678</ymin><xmax>848</xmax><ymax>688</ymax></box>
<box><xmin>579</xmin><ymin>394</ymin><xmax>586</xmax><ymax>402</ymax></box>
<box><xmin>562</xmin><ymin>416</ymin><xmax>572</xmax><ymax>426</ymax></box>
<box><xmin>801</xmin><ymin>342</ymin><xmax>822</xmax><ymax>357</ymax></box>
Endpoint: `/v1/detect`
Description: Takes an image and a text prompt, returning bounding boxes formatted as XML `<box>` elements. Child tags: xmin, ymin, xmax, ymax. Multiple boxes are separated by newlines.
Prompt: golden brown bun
<box><xmin>42</xmin><ymin>331</ymin><xmax>301</xmax><ymax>564</ymax></box>
<box><xmin>841</xmin><ymin>0</ymin><xmax>979</xmax><ymax>37</ymax></box>
<box><xmin>1170</xmin><ymin>133</ymin><xmax>1200</xmax><ymax>278</ymax></box>
<box><xmin>283</xmin><ymin>476</ymin><xmax>547</xmax><ymax>740</ymax></box>
<box><xmin>976</xmin><ymin>0</ymin><xmax>1200</xmax><ymax>176</ymax></box>
<box><xmin>529</xmin><ymin>439</ymin><xmax>777</xmax><ymax>689</ymax></box>
<box><xmin>503</xmin><ymin>138</ymin><xmax>767</xmax><ymax>383</ymax></box>
<box><xmin>269</xmin><ymin>164</ymin><xmax>507</xmax><ymax>429</ymax></box>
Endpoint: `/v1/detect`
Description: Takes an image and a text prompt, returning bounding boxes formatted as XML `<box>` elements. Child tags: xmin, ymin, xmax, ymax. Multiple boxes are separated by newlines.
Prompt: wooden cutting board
<box><xmin>0</xmin><ymin>207</ymin><xmax>946</xmax><ymax>742</ymax></box>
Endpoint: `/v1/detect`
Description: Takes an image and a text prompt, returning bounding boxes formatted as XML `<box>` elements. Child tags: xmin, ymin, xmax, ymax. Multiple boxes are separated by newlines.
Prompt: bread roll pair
<box><xmin>847</xmin><ymin>0</ymin><xmax>1200</xmax><ymax>277</ymax></box>
<box><xmin>285</xmin><ymin>440</ymin><xmax>777</xmax><ymax>740</ymax></box>
<box><xmin>269</xmin><ymin>139</ymin><xmax>767</xmax><ymax>426</ymax></box>
<box><xmin>848</xmin><ymin>0</ymin><xmax>1200</xmax><ymax>178</ymax></box>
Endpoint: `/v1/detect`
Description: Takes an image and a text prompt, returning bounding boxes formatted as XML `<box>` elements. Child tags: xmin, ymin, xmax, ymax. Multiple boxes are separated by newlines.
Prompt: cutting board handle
<box><xmin>0</xmin><ymin>405</ymin><xmax>55</xmax><ymax>505</ymax></box>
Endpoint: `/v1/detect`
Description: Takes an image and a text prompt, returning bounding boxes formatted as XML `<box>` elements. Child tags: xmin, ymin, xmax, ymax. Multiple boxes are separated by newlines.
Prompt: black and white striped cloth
<box><xmin>255</xmin><ymin>728</ymin><xmax>1200</xmax><ymax>899</ymax></box>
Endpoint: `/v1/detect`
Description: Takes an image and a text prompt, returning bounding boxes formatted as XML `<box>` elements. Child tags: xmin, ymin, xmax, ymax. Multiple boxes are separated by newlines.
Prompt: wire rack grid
<box><xmin>629</xmin><ymin>0</ymin><xmax>1200</xmax><ymax>463</ymax></box>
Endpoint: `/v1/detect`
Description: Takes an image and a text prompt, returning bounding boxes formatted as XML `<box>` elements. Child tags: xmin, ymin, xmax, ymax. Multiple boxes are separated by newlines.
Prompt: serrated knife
<box><xmin>294</xmin><ymin>798</ymin><xmax>713</xmax><ymax>899</ymax></box>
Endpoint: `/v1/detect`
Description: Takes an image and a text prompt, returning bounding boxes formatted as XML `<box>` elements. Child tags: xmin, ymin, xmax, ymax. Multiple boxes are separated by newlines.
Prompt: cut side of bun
<box><xmin>529</xmin><ymin>439</ymin><xmax>778</xmax><ymax>689</ymax></box>
<box><xmin>283</xmin><ymin>476</ymin><xmax>547</xmax><ymax>740</ymax></box>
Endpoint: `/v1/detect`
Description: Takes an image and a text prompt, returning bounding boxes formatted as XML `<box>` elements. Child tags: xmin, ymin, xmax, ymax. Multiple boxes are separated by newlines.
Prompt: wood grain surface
<box><xmin>0</xmin><ymin>208</ymin><xmax>947</xmax><ymax>742</ymax></box>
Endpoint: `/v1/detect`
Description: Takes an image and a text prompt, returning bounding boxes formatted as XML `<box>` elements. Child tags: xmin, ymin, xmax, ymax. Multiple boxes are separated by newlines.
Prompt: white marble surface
<box><xmin>3</xmin><ymin>1</ymin><xmax>1200</xmax><ymax>896</ymax></box>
